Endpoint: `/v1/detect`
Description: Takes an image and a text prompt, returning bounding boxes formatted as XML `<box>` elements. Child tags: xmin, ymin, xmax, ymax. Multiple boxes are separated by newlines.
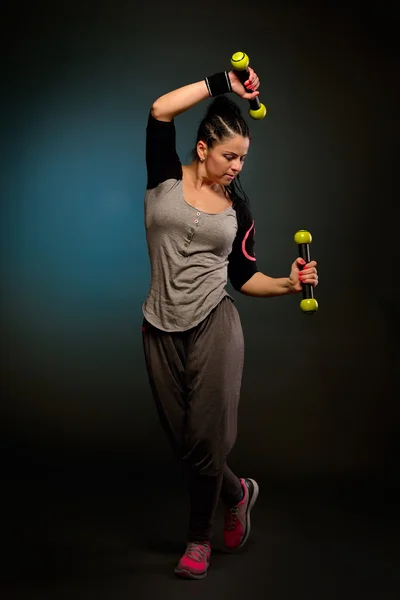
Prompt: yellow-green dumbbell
<box><xmin>294</xmin><ymin>230</ymin><xmax>319</xmax><ymax>314</ymax></box>
<box><xmin>230</xmin><ymin>51</ymin><xmax>267</xmax><ymax>120</ymax></box>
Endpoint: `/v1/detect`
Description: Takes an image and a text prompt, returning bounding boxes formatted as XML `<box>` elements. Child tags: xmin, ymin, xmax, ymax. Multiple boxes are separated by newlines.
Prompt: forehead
<box><xmin>215</xmin><ymin>135</ymin><xmax>250</xmax><ymax>154</ymax></box>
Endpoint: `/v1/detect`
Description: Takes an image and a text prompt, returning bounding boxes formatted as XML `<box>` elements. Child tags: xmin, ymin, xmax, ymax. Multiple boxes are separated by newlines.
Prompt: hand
<box><xmin>288</xmin><ymin>257</ymin><xmax>318</xmax><ymax>293</ymax></box>
<box><xmin>228</xmin><ymin>67</ymin><xmax>260</xmax><ymax>100</ymax></box>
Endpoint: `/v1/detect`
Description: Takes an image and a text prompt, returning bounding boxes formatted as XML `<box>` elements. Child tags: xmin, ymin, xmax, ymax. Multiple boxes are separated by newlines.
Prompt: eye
<box><xmin>224</xmin><ymin>155</ymin><xmax>234</xmax><ymax>161</ymax></box>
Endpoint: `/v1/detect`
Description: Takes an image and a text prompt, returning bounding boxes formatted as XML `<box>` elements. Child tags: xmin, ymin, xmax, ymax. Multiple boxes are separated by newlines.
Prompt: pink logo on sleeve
<box><xmin>241</xmin><ymin>221</ymin><xmax>256</xmax><ymax>261</ymax></box>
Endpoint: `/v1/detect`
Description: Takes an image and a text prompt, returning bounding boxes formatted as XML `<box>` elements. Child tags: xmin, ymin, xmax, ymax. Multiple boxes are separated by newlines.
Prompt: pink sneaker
<box><xmin>224</xmin><ymin>478</ymin><xmax>259</xmax><ymax>551</ymax></box>
<box><xmin>174</xmin><ymin>541</ymin><xmax>211</xmax><ymax>579</ymax></box>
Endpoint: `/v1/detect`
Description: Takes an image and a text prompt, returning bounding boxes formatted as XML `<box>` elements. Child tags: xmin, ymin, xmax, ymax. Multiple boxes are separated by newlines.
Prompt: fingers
<box><xmin>300</xmin><ymin>273</ymin><xmax>318</xmax><ymax>286</ymax></box>
<box><xmin>297</xmin><ymin>258</ymin><xmax>317</xmax><ymax>269</ymax></box>
<box><xmin>292</xmin><ymin>258</ymin><xmax>318</xmax><ymax>288</ymax></box>
<box><xmin>243</xmin><ymin>89</ymin><xmax>260</xmax><ymax>100</ymax></box>
<box><xmin>299</xmin><ymin>264</ymin><xmax>318</xmax><ymax>286</ymax></box>
<box><xmin>305</xmin><ymin>260</ymin><xmax>317</xmax><ymax>269</ymax></box>
<box><xmin>246</xmin><ymin>76</ymin><xmax>260</xmax><ymax>91</ymax></box>
<box><xmin>230</xmin><ymin>66</ymin><xmax>260</xmax><ymax>99</ymax></box>
<box><xmin>244</xmin><ymin>67</ymin><xmax>260</xmax><ymax>91</ymax></box>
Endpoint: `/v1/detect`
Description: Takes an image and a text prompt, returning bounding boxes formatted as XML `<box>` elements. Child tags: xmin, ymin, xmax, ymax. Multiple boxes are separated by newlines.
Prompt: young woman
<box><xmin>141</xmin><ymin>65</ymin><xmax>318</xmax><ymax>579</ymax></box>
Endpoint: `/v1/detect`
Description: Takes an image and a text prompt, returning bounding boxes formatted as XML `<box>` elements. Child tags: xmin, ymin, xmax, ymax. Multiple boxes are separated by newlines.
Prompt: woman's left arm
<box><xmin>227</xmin><ymin>206</ymin><xmax>318</xmax><ymax>298</ymax></box>
<box><xmin>240</xmin><ymin>259</ymin><xmax>318</xmax><ymax>297</ymax></box>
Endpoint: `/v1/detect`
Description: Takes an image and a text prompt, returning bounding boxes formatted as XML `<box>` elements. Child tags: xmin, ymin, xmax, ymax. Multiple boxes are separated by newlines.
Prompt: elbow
<box><xmin>228</xmin><ymin>271</ymin><xmax>259</xmax><ymax>294</ymax></box>
<box><xmin>231</xmin><ymin>278</ymin><xmax>252</xmax><ymax>294</ymax></box>
<box><xmin>150</xmin><ymin>101</ymin><xmax>161</xmax><ymax>119</ymax></box>
<box><xmin>150</xmin><ymin>101</ymin><xmax>173</xmax><ymax>123</ymax></box>
<box><xmin>238</xmin><ymin>272</ymin><xmax>262</xmax><ymax>296</ymax></box>
<box><xmin>239</xmin><ymin>282</ymin><xmax>252</xmax><ymax>295</ymax></box>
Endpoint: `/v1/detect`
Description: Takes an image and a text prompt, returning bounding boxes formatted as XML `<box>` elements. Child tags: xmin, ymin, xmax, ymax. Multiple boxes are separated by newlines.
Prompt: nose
<box><xmin>231</xmin><ymin>159</ymin><xmax>242</xmax><ymax>173</ymax></box>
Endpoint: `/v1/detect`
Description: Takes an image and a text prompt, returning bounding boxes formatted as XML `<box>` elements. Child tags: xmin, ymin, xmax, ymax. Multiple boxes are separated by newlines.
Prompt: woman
<box><xmin>141</xmin><ymin>65</ymin><xmax>318</xmax><ymax>579</ymax></box>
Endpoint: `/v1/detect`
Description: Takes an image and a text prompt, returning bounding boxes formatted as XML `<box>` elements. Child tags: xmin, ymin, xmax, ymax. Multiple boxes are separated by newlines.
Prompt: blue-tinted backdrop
<box><xmin>1</xmin><ymin>1</ymin><xmax>397</xmax><ymax>483</ymax></box>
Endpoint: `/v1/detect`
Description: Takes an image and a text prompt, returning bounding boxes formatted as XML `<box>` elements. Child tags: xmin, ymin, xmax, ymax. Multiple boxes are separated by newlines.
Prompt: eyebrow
<box><xmin>224</xmin><ymin>151</ymin><xmax>248</xmax><ymax>157</ymax></box>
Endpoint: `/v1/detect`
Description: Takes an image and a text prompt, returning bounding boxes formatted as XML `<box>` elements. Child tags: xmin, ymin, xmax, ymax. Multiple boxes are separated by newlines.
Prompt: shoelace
<box><xmin>186</xmin><ymin>542</ymin><xmax>209</xmax><ymax>561</ymax></box>
<box><xmin>225</xmin><ymin>506</ymin><xmax>239</xmax><ymax>530</ymax></box>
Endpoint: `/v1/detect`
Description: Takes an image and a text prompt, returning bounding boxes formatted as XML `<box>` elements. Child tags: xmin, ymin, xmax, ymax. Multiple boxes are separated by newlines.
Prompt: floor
<box><xmin>1</xmin><ymin>460</ymin><xmax>399</xmax><ymax>600</ymax></box>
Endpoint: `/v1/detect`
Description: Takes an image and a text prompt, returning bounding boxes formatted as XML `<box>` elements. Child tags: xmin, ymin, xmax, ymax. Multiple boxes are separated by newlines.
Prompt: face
<box><xmin>198</xmin><ymin>135</ymin><xmax>250</xmax><ymax>185</ymax></box>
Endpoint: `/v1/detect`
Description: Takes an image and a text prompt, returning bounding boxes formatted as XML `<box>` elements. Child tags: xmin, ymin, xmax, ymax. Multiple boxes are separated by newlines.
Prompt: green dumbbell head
<box><xmin>231</xmin><ymin>52</ymin><xmax>250</xmax><ymax>71</ymax></box>
<box><xmin>294</xmin><ymin>230</ymin><xmax>312</xmax><ymax>245</ymax></box>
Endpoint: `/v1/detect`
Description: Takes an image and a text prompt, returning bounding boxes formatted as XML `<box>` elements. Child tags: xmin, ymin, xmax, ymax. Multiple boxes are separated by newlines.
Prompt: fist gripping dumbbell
<box><xmin>231</xmin><ymin>51</ymin><xmax>267</xmax><ymax>120</ymax></box>
<box><xmin>294</xmin><ymin>230</ymin><xmax>319</xmax><ymax>314</ymax></box>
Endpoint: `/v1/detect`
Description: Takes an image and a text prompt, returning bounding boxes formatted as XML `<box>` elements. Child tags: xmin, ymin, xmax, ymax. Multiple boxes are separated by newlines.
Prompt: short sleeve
<box><xmin>145</xmin><ymin>112</ymin><xmax>183</xmax><ymax>189</ymax></box>
<box><xmin>228</xmin><ymin>218</ymin><xmax>259</xmax><ymax>291</ymax></box>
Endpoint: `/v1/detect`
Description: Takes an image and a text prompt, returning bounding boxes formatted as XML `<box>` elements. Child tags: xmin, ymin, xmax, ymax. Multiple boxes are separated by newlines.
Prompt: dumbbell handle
<box><xmin>298</xmin><ymin>243</ymin><xmax>315</xmax><ymax>303</ymax></box>
<box><xmin>231</xmin><ymin>67</ymin><xmax>262</xmax><ymax>112</ymax></box>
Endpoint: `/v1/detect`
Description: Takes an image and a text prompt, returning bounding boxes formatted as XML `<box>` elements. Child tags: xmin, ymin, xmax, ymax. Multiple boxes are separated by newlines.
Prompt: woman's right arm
<box><xmin>146</xmin><ymin>78</ymin><xmax>216</xmax><ymax>189</ymax></box>
<box><xmin>151</xmin><ymin>80</ymin><xmax>211</xmax><ymax>122</ymax></box>
<box><xmin>146</xmin><ymin>112</ymin><xmax>182</xmax><ymax>189</ymax></box>
<box><xmin>151</xmin><ymin>69</ymin><xmax>260</xmax><ymax>122</ymax></box>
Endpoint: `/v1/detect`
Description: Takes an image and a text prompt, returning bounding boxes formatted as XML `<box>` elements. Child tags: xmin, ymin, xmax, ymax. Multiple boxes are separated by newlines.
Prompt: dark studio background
<box><xmin>1</xmin><ymin>1</ymin><xmax>399</xmax><ymax>598</ymax></box>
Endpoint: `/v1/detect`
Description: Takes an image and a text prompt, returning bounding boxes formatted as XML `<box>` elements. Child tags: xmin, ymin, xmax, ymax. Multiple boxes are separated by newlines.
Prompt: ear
<box><xmin>196</xmin><ymin>140</ymin><xmax>208</xmax><ymax>162</ymax></box>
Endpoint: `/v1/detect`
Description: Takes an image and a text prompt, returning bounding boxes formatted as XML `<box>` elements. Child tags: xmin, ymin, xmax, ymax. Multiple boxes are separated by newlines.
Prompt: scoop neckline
<box><xmin>178</xmin><ymin>180</ymin><xmax>235</xmax><ymax>217</ymax></box>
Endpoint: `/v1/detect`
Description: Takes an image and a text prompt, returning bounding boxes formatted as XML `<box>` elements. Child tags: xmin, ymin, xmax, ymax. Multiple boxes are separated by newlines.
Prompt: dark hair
<box><xmin>191</xmin><ymin>96</ymin><xmax>253</xmax><ymax>230</ymax></box>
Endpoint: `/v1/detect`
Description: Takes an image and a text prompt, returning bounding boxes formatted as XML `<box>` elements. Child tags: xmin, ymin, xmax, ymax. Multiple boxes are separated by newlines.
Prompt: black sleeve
<box><xmin>145</xmin><ymin>111</ymin><xmax>183</xmax><ymax>189</ymax></box>
<box><xmin>228</xmin><ymin>217</ymin><xmax>259</xmax><ymax>291</ymax></box>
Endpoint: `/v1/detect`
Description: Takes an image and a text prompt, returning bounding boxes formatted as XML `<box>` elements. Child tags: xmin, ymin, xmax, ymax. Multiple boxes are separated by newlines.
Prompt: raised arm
<box><xmin>151</xmin><ymin>70</ymin><xmax>260</xmax><ymax>122</ymax></box>
<box><xmin>151</xmin><ymin>81</ymin><xmax>211</xmax><ymax>122</ymax></box>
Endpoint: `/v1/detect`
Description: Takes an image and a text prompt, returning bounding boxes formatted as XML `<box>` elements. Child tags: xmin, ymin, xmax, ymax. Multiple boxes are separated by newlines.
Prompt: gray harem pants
<box><xmin>142</xmin><ymin>296</ymin><xmax>245</xmax><ymax>541</ymax></box>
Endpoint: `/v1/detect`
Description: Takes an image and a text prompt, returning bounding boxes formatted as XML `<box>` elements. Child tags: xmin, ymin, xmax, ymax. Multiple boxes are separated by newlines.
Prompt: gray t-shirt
<box><xmin>142</xmin><ymin>113</ymin><xmax>258</xmax><ymax>332</ymax></box>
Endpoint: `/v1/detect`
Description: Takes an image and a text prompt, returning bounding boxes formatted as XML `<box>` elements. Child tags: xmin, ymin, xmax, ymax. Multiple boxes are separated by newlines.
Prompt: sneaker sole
<box><xmin>174</xmin><ymin>566</ymin><xmax>209</xmax><ymax>580</ymax></box>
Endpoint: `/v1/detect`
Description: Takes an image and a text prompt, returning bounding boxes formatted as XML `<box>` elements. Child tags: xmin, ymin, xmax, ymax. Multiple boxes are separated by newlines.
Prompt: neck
<box><xmin>187</xmin><ymin>160</ymin><xmax>221</xmax><ymax>192</ymax></box>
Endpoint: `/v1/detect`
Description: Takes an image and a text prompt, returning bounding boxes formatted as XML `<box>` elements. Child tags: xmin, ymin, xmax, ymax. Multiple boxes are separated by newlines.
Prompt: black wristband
<box><xmin>205</xmin><ymin>71</ymin><xmax>232</xmax><ymax>97</ymax></box>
